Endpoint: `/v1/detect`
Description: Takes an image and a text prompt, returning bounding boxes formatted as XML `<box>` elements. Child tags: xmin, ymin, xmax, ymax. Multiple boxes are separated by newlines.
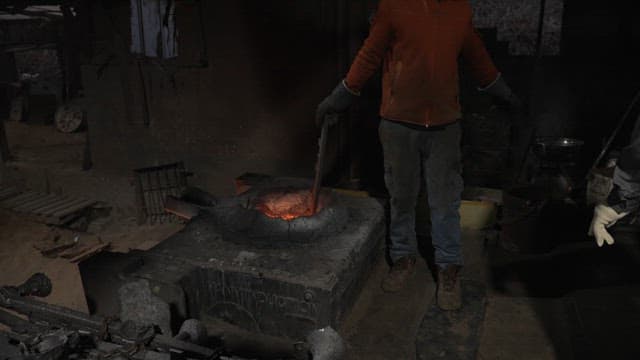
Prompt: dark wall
<box><xmin>82</xmin><ymin>0</ymin><xmax>349</xmax><ymax>195</ymax></box>
<box><xmin>81</xmin><ymin>0</ymin><xmax>640</xmax><ymax>194</ymax></box>
<box><xmin>349</xmin><ymin>0</ymin><xmax>640</xmax><ymax>189</ymax></box>
<box><xmin>562</xmin><ymin>0</ymin><xmax>640</xmax><ymax>162</ymax></box>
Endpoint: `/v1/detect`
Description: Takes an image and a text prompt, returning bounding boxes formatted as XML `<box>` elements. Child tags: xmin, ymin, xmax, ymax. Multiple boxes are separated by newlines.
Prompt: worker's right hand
<box><xmin>588</xmin><ymin>204</ymin><xmax>629</xmax><ymax>247</ymax></box>
<box><xmin>315</xmin><ymin>80</ymin><xmax>359</xmax><ymax>127</ymax></box>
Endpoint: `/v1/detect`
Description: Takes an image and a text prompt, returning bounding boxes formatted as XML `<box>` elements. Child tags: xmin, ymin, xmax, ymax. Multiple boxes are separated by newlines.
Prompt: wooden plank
<box><xmin>0</xmin><ymin>191</ymin><xmax>34</xmax><ymax>206</ymax></box>
<box><xmin>49</xmin><ymin>199</ymin><xmax>96</xmax><ymax>219</ymax></box>
<box><xmin>63</xmin><ymin>242</ymin><xmax>111</xmax><ymax>263</ymax></box>
<box><xmin>40</xmin><ymin>242</ymin><xmax>77</xmax><ymax>258</ymax></box>
<box><xmin>0</xmin><ymin>192</ymin><xmax>40</xmax><ymax>208</ymax></box>
<box><xmin>0</xmin><ymin>187</ymin><xmax>18</xmax><ymax>198</ymax></box>
<box><xmin>7</xmin><ymin>193</ymin><xmax>46</xmax><ymax>209</ymax></box>
<box><xmin>41</xmin><ymin>198</ymin><xmax>88</xmax><ymax>217</ymax></box>
<box><xmin>29</xmin><ymin>197</ymin><xmax>73</xmax><ymax>215</ymax></box>
<box><xmin>0</xmin><ymin>189</ymin><xmax>20</xmax><ymax>202</ymax></box>
<box><xmin>0</xmin><ymin>191</ymin><xmax>33</xmax><ymax>203</ymax></box>
<box><xmin>46</xmin><ymin>212</ymin><xmax>80</xmax><ymax>226</ymax></box>
<box><xmin>13</xmin><ymin>194</ymin><xmax>59</xmax><ymax>213</ymax></box>
<box><xmin>164</xmin><ymin>196</ymin><xmax>199</xmax><ymax>220</ymax></box>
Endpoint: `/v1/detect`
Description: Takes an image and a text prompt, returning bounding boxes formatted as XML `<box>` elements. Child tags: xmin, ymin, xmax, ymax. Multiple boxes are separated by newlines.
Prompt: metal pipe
<box><xmin>513</xmin><ymin>0</ymin><xmax>548</xmax><ymax>183</ymax></box>
<box><xmin>587</xmin><ymin>89</ymin><xmax>640</xmax><ymax>177</ymax></box>
<box><xmin>311</xmin><ymin>119</ymin><xmax>330</xmax><ymax>214</ymax></box>
<box><xmin>535</xmin><ymin>0</ymin><xmax>547</xmax><ymax>59</ymax></box>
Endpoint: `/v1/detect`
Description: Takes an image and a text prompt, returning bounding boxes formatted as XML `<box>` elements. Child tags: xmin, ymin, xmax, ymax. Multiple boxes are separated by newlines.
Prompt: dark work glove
<box><xmin>482</xmin><ymin>74</ymin><xmax>525</xmax><ymax>115</ymax></box>
<box><xmin>315</xmin><ymin>80</ymin><xmax>359</xmax><ymax>127</ymax></box>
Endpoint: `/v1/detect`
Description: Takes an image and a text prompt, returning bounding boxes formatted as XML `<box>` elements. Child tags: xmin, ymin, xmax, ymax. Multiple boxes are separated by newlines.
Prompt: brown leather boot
<box><xmin>381</xmin><ymin>256</ymin><xmax>416</xmax><ymax>293</ymax></box>
<box><xmin>436</xmin><ymin>265</ymin><xmax>462</xmax><ymax>310</ymax></box>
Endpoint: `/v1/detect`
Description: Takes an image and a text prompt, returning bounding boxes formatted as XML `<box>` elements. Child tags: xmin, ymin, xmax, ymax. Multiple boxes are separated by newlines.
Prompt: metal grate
<box><xmin>133</xmin><ymin>162</ymin><xmax>188</xmax><ymax>224</ymax></box>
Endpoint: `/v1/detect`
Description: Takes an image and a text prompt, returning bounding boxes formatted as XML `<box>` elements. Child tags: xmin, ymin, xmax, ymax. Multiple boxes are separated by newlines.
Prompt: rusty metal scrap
<box><xmin>0</xmin><ymin>274</ymin><xmax>222</xmax><ymax>359</ymax></box>
<box><xmin>134</xmin><ymin>161</ymin><xmax>189</xmax><ymax>224</ymax></box>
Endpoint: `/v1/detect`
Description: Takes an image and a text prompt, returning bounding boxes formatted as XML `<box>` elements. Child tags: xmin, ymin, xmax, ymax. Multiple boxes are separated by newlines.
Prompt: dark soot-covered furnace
<box><xmin>108</xmin><ymin>183</ymin><xmax>385</xmax><ymax>339</ymax></box>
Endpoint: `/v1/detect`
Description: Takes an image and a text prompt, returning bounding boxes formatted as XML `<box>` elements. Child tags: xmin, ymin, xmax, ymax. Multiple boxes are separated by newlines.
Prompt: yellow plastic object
<box><xmin>459</xmin><ymin>200</ymin><xmax>497</xmax><ymax>230</ymax></box>
<box><xmin>332</xmin><ymin>188</ymin><xmax>370</xmax><ymax>198</ymax></box>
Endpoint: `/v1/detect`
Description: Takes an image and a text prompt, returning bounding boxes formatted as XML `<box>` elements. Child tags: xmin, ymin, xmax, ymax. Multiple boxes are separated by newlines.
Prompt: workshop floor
<box><xmin>0</xmin><ymin>216</ymin><xmax>570</xmax><ymax>359</ymax></box>
<box><xmin>0</xmin><ymin>119</ymin><xmax>184</xmax><ymax>312</ymax></box>
<box><xmin>2</xmin><ymin>119</ymin><xmax>639</xmax><ymax>359</ymax></box>
<box><xmin>338</xmin><ymin>231</ymin><xmax>566</xmax><ymax>360</ymax></box>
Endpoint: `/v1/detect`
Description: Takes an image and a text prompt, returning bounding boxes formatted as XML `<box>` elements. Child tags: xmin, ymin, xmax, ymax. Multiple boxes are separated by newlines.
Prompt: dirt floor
<box><xmin>2</xmin><ymin>119</ymin><xmax>634</xmax><ymax>359</ymax></box>
<box><xmin>340</xmin><ymin>249</ymin><xmax>435</xmax><ymax>360</ymax></box>
<box><xmin>0</xmin><ymin>120</ymin><xmax>184</xmax><ymax>309</ymax></box>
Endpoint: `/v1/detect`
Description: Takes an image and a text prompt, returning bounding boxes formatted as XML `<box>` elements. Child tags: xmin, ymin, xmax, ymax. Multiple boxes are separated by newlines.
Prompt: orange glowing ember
<box><xmin>254</xmin><ymin>190</ymin><xmax>319</xmax><ymax>221</ymax></box>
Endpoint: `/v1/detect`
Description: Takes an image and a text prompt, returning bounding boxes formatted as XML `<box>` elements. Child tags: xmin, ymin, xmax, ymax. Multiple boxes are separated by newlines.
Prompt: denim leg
<box><xmin>422</xmin><ymin>122</ymin><xmax>464</xmax><ymax>266</ymax></box>
<box><xmin>379</xmin><ymin>120</ymin><xmax>421</xmax><ymax>263</ymax></box>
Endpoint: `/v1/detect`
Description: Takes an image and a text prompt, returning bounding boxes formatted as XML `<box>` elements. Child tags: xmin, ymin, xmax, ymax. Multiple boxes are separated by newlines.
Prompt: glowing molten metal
<box><xmin>254</xmin><ymin>189</ymin><xmax>320</xmax><ymax>221</ymax></box>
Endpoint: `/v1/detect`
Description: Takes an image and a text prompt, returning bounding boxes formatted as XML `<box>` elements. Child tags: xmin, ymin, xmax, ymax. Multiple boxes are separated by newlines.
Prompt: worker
<box><xmin>316</xmin><ymin>0</ymin><xmax>522</xmax><ymax>310</ymax></box>
<box><xmin>589</xmin><ymin>115</ymin><xmax>640</xmax><ymax>247</ymax></box>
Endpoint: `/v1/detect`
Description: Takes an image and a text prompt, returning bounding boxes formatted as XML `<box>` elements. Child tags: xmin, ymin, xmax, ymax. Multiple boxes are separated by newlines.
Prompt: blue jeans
<box><xmin>378</xmin><ymin>119</ymin><xmax>463</xmax><ymax>267</ymax></box>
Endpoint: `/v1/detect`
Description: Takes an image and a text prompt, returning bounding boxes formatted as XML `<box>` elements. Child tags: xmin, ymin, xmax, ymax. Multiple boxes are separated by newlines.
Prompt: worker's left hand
<box><xmin>506</xmin><ymin>92</ymin><xmax>525</xmax><ymax>114</ymax></box>
<box><xmin>588</xmin><ymin>204</ymin><xmax>629</xmax><ymax>247</ymax></box>
<box><xmin>482</xmin><ymin>74</ymin><xmax>525</xmax><ymax>114</ymax></box>
<box><xmin>508</xmin><ymin>93</ymin><xmax>530</xmax><ymax>126</ymax></box>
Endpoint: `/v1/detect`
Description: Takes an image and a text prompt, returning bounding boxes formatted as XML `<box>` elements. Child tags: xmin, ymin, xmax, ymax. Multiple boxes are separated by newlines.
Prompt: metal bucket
<box><xmin>532</xmin><ymin>137</ymin><xmax>584</xmax><ymax>163</ymax></box>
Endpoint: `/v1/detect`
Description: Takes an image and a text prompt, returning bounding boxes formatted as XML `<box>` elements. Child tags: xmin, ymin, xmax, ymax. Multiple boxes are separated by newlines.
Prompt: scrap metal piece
<box><xmin>0</xmin><ymin>331</ymin><xmax>23</xmax><ymax>358</ymax></box>
<box><xmin>164</xmin><ymin>196</ymin><xmax>201</xmax><ymax>220</ymax></box>
<box><xmin>0</xmin><ymin>274</ymin><xmax>222</xmax><ymax>359</ymax></box>
<box><xmin>175</xmin><ymin>319</ymin><xmax>207</xmax><ymax>345</ymax></box>
<box><xmin>16</xmin><ymin>272</ymin><xmax>52</xmax><ymax>297</ymax></box>
<box><xmin>306</xmin><ymin>326</ymin><xmax>345</xmax><ymax>360</ymax></box>
<box><xmin>118</xmin><ymin>279</ymin><xmax>171</xmax><ymax>337</ymax></box>
<box><xmin>54</xmin><ymin>102</ymin><xmax>85</xmax><ymax>133</ymax></box>
<box><xmin>134</xmin><ymin>162</ymin><xmax>189</xmax><ymax>224</ymax></box>
<box><xmin>32</xmin><ymin>329</ymin><xmax>79</xmax><ymax>358</ymax></box>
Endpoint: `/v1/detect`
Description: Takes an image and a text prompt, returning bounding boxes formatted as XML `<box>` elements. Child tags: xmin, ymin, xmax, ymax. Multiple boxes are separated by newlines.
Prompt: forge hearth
<box><xmin>82</xmin><ymin>182</ymin><xmax>384</xmax><ymax>339</ymax></box>
<box><xmin>252</xmin><ymin>187</ymin><xmax>325</xmax><ymax>220</ymax></box>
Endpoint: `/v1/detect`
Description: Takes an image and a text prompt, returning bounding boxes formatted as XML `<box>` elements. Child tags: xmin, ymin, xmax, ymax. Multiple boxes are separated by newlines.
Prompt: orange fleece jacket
<box><xmin>345</xmin><ymin>0</ymin><xmax>499</xmax><ymax>127</ymax></box>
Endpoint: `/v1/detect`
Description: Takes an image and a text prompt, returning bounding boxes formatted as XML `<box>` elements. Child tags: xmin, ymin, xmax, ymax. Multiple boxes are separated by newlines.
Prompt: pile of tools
<box><xmin>0</xmin><ymin>274</ymin><xmax>222</xmax><ymax>359</ymax></box>
<box><xmin>0</xmin><ymin>274</ymin><xmax>346</xmax><ymax>360</ymax></box>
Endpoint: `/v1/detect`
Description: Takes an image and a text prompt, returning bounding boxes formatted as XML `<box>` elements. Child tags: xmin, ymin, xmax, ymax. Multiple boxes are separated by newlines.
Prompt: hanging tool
<box><xmin>310</xmin><ymin>114</ymin><xmax>337</xmax><ymax>214</ymax></box>
<box><xmin>587</xmin><ymin>88</ymin><xmax>640</xmax><ymax>178</ymax></box>
<box><xmin>510</xmin><ymin>0</ymin><xmax>547</xmax><ymax>184</ymax></box>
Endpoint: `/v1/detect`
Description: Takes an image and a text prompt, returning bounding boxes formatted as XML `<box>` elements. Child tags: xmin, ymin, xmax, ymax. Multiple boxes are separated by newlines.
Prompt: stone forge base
<box><xmin>110</xmin><ymin>187</ymin><xmax>385</xmax><ymax>339</ymax></box>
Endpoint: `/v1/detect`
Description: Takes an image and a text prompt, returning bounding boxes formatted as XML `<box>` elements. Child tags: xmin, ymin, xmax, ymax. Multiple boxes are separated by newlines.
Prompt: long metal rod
<box><xmin>535</xmin><ymin>0</ymin><xmax>547</xmax><ymax>59</ymax></box>
<box><xmin>135</xmin><ymin>0</ymin><xmax>146</xmax><ymax>55</ymax></box>
<box><xmin>587</xmin><ymin>89</ymin><xmax>640</xmax><ymax>177</ymax></box>
<box><xmin>512</xmin><ymin>0</ymin><xmax>547</xmax><ymax>183</ymax></box>
<box><xmin>311</xmin><ymin>118</ymin><xmax>331</xmax><ymax>214</ymax></box>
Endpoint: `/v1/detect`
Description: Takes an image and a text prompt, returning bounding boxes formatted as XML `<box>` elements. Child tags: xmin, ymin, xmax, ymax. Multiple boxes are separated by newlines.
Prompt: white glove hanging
<box><xmin>588</xmin><ymin>204</ymin><xmax>629</xmax><ymax>247</ymax></box>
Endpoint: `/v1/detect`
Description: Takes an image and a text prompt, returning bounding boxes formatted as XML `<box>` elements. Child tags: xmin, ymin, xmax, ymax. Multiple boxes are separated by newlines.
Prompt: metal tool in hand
<box><xmin>310</xmin><ymin>114</ymin><xmax>337</xmax><ymax>214</ymax></box>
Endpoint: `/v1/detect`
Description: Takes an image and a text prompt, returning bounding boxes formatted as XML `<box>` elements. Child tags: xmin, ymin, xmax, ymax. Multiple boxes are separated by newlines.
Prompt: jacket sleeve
<box><xmin>609</xmin><ymin>115</ymin><xmax>640</xmax><ymax>213</ymax></box>
<box><xmin>461</xmin><ymin>19</ymin><xmax>499</xmax><ymax>88</ymax></box>
<box><xmin>344</xmin><ymin>0</ymin><xmax>393</xmax><ymax>92</ymax></box>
